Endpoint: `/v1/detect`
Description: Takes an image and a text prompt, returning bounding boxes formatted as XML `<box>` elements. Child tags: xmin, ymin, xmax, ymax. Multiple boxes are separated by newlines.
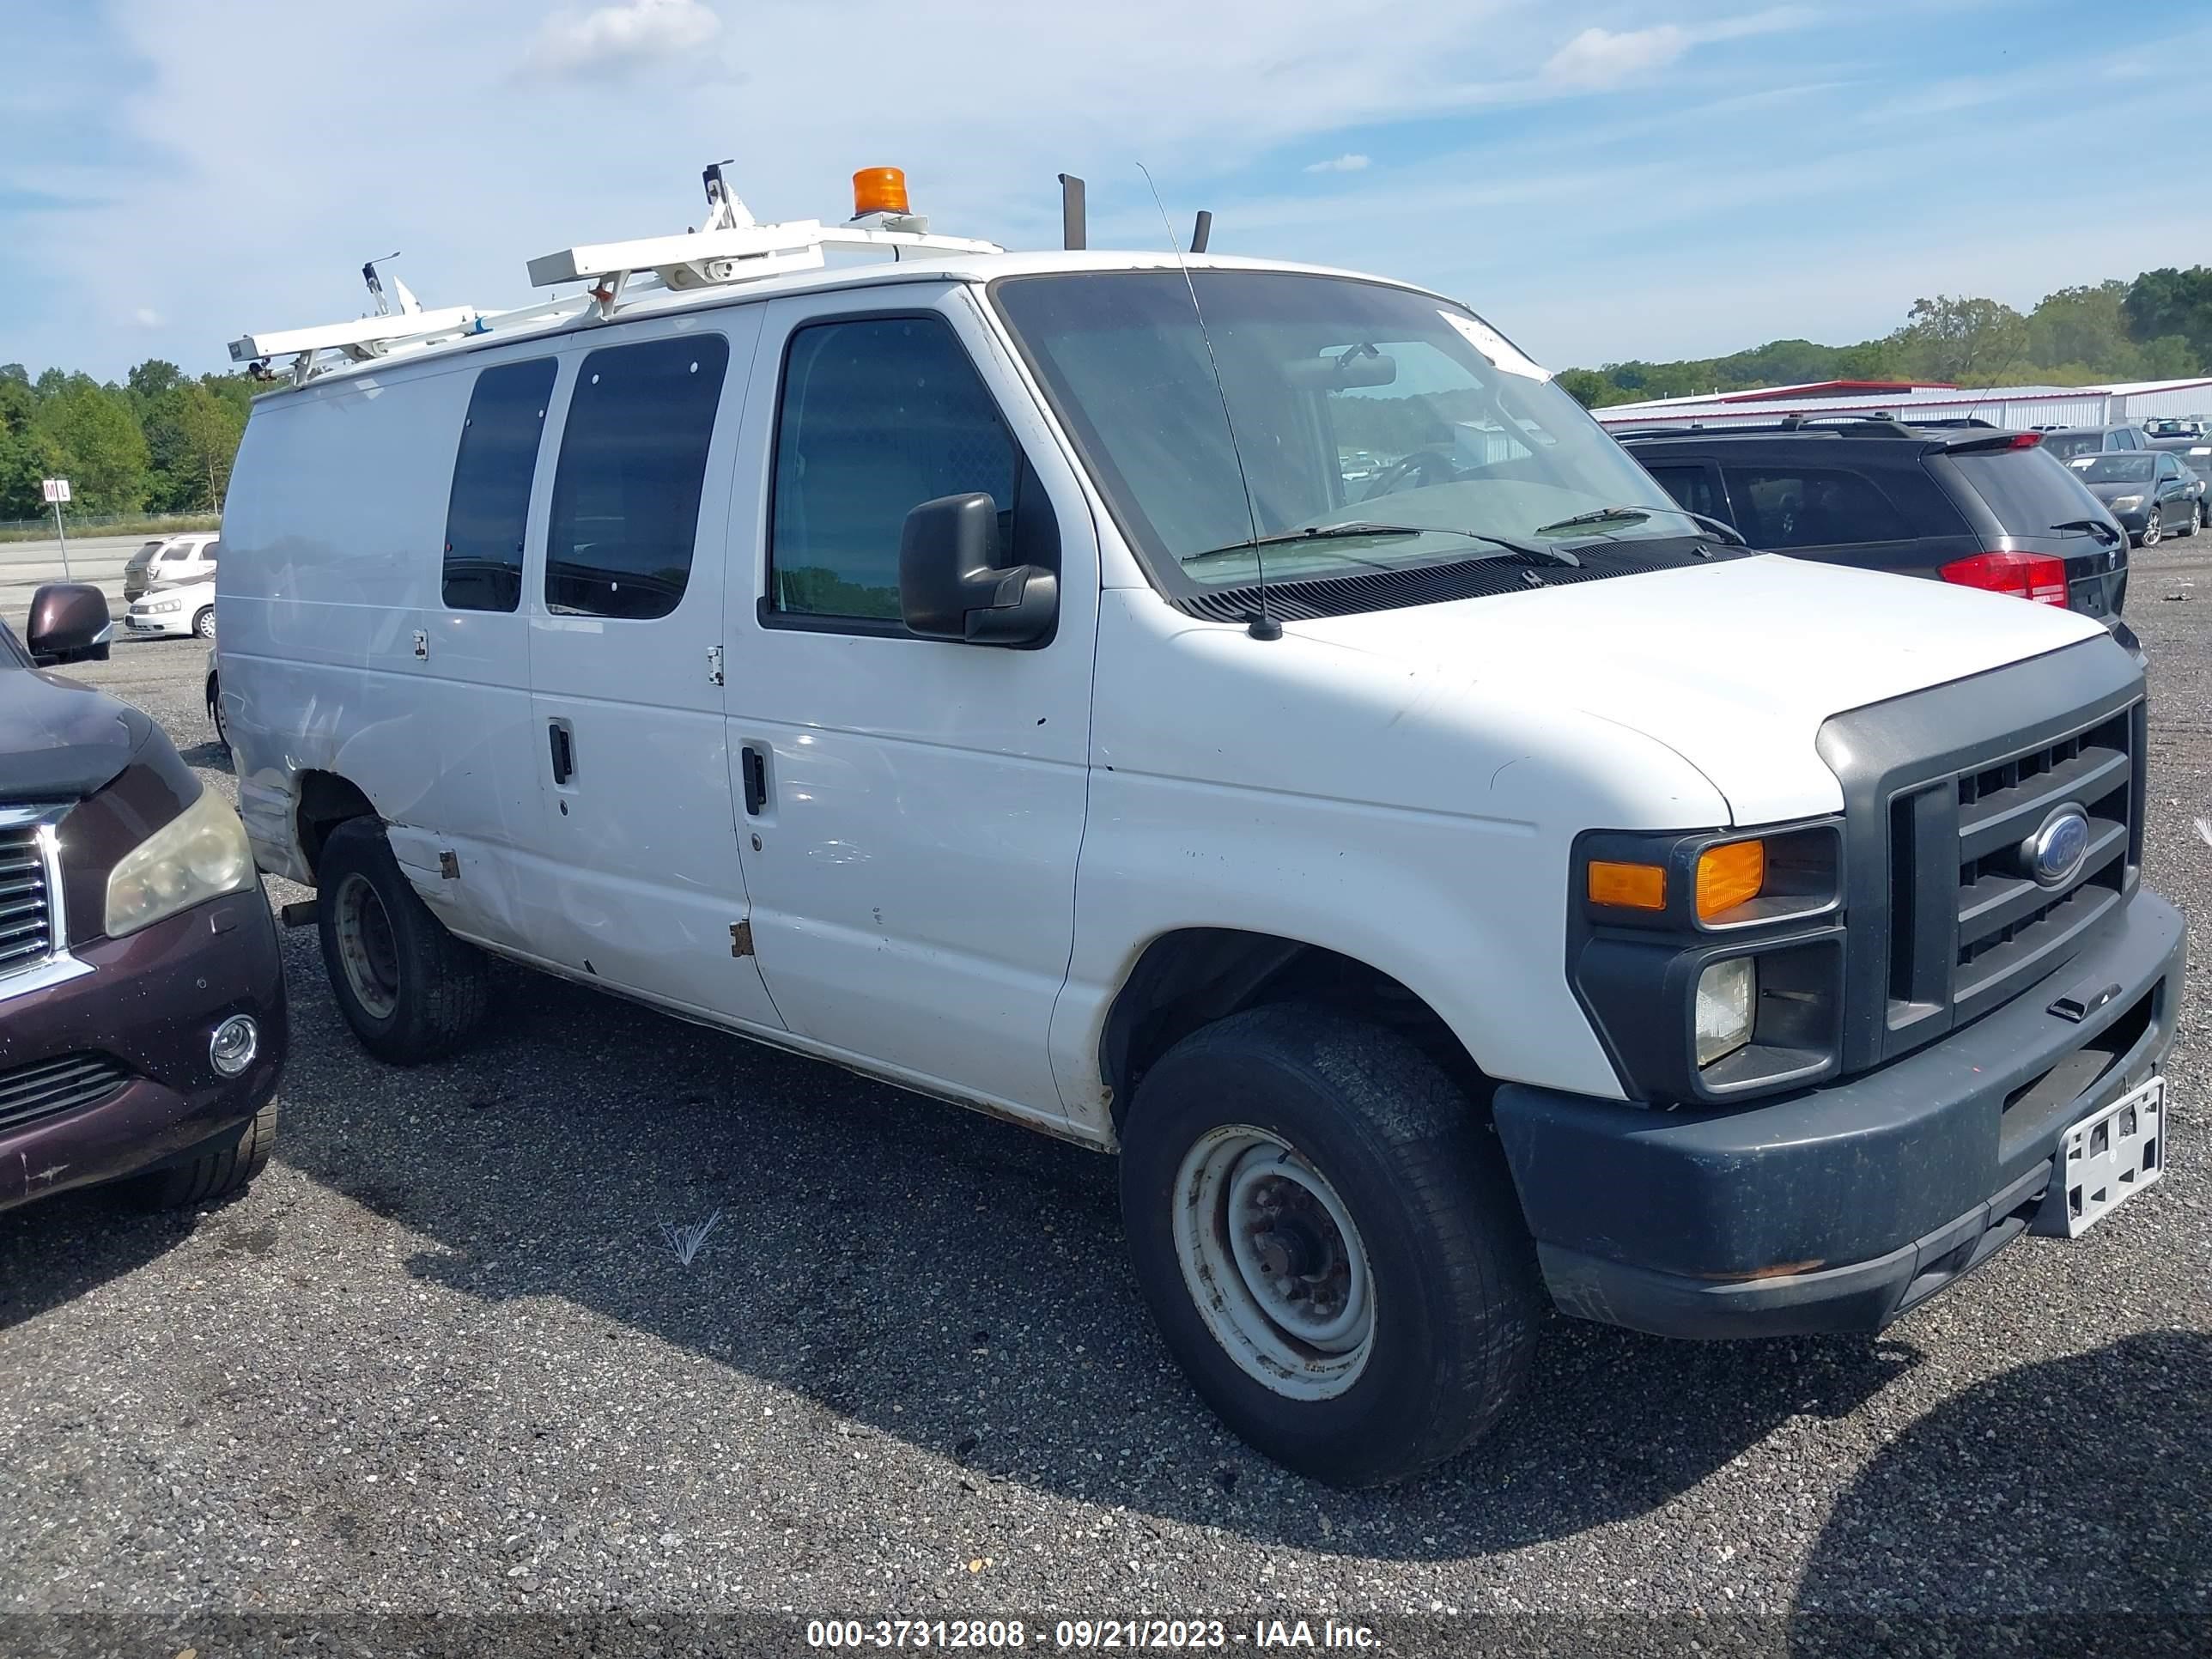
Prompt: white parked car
<box><xmin>121</xmin><ymin>532</ymin><xmax>219</xmax><ymax>602</ymax></box>
<box><xmin>125</xmin><ymin>578</ymin><xmax>216</xmax><ymax>640</ymax></box>
<box><xmin>216</xmin><ymin>170</ymin><xmax>2184</xmax><ymax>1486</ymax></box>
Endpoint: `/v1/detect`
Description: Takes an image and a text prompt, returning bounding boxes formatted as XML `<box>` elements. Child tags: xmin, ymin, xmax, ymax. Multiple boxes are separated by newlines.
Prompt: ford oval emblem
<box><xmin>2026</xmin><ymin>805</ymin><xmax>2092</xmax><ymax>888</ymax></box>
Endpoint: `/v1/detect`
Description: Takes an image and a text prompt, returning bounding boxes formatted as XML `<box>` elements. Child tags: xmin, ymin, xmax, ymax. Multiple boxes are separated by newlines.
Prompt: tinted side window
<box><xmin>1642</xmin><ymin>462</ymin><xmax>1723</xmax><ymax>520</ymax></box>
<box><xmin>1719</xmin><ymin>465</ymin><xmax>1910</xmax><ymax>549</ymax></box>
<box><xmin>546</xmin><ymin>335</ymin><xmax>730</xmax><ymax>621</ymax></box>
<box><xmin>769</xmin><ymin>316</ymin><xmax>1020</xmax><ymax>622</ymax></box>
<box><xmin>443</xmin><ymin>358</ymin><xmax>556</xmax><ymax>612</ymax></box>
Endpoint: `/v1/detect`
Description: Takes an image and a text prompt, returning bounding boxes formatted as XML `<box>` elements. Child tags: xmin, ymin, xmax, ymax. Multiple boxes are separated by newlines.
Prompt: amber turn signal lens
<box><xmin>1588</xmin><ymin>860</ymin><xmax>1667</xmax><ymax>911</ymax></box>
<box><xmin>853</xmin><ymin>167</ymin><xmax>910</xmax><ymax>216</ymax></box>
<box><xmin>1696</xmin><ymin>840</ymin><xmax>1766</xmax><ymax>920</ymax></box>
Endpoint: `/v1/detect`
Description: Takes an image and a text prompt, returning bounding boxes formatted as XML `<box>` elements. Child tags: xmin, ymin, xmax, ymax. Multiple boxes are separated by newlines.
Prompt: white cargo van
<box><xmin>218</xmin><ymin>170</ymin><xmax>2184</xmax><ymax>1486</ymax></box>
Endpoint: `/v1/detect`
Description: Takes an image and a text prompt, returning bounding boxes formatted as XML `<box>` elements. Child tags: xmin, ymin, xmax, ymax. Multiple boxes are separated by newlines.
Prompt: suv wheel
<box><xmin>316</xmin><ymin>817</ymin><xmax>489</xmax><ymax>1064</ymax></box>
<box><xmin>1118</xmin><ymin>1003</ymin><xmax>1540</xmax><ymax>1487</ymax></box>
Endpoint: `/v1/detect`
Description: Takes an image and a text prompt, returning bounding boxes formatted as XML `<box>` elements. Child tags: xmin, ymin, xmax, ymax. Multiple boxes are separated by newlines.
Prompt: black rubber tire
<box><xmin>208</xmin><ymin>673</ymin><xmax>228</xmax><ymax>750</ymax></box>
<box><xmin>1119</xmin><ymin>1003</ymin><xmax>1540</xmax><ymax>1487</ymax></box>
<box><xmin>192</xmin><ymin>605</ymin><xmax>216</xmax><ymax>640</ymax></box>
<box><xmin>128</xmin><ymin>1096</ymin><xmax>278</xmax><ymax>1210</ymax></box>
<box><xmin>316</xmin><ymin>817</ymin><xmax>489</xmax><ymax>1064</ymax></box>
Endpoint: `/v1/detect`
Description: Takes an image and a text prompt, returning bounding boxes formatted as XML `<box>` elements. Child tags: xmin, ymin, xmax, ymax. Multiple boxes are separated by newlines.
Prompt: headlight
<box><xmin>2111</xmin><ymin>495</ymin><xmax>2143</xmax><ymax>512</ymax></box>
<box><xmin>105</xmin><ymin>786</ymin><xmax>257</xmax><ymax>937</ymax></box>
<box><xmin>147</xmin><ymin>599</ymin><xmax>183</xmax><ymax>613</ymax></box>
<box><xmin>1572</xmin><ymin>820</ymin><xmax>1844</xmax><ymax>1104</ymax></box>
<box><xmin>1694</xmin><ymin>957</ymin><xmax>1754</xmax><ymax>1066</ymax></box>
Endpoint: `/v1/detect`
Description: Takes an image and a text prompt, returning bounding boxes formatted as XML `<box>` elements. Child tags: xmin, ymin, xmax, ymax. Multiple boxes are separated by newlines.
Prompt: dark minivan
<box><xmin>0</xmin><ymin>584</ymin><xmax>283</xmax><ymax>1213</ymax></box>
<box><xmin>1618</xmin><ymin>419</ymin><xmax>2131</xmax><ymax>629</ymax></box>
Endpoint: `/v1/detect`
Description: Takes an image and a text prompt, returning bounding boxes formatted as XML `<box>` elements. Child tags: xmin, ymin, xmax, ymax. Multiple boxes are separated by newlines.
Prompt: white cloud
<box><xmin>524</xmin><ymin>0</ymin><xmax>723</xmax><ymax>82</ymax></box>
<box><xmin>131</xmin><ymin>307</ymin><xmax>161</xmax><ymax>327</ymax></box>
<box><xmin>1304</xmin><ymin>153</ymin><xmax>1370</xmax><ymax>174</ymax></box>
<box><xmin>1542</xmin><ymin>25</ymin><xmax>1689</xmax><ymax>90</ymax></box>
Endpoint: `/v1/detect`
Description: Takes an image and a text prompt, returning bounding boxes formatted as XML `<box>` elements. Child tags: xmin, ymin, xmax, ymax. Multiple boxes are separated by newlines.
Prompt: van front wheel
<box><xmin>315</xmin><ymin>817</ymin><xmax>489</xmax><ymax>1064</ymax></box>
<box><xmin>1118</xmin><ymin>1003</ymin><xmax>1540</xmax><ymax>1487</ymax></box>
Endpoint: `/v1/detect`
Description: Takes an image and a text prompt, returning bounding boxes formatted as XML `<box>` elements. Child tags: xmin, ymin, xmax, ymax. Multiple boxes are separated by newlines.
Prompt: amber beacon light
<box><xmin>853</xmin><ymin>167</ymin><xmax>910</xmax><ymax>216</ymax></box>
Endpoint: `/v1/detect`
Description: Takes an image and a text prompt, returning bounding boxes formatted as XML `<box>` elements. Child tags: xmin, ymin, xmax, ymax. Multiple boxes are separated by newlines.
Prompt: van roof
<box><xmin>240</xmin><ymin>248</ymin><xmax>1453</xmax><ymax>401</ymax></box>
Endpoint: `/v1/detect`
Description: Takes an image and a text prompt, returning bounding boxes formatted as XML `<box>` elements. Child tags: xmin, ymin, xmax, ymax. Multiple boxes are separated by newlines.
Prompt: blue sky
<box><xmin>4</xmin><ymin>0</ymin><xmax>2208</xmax><ymax>383</ymax></box>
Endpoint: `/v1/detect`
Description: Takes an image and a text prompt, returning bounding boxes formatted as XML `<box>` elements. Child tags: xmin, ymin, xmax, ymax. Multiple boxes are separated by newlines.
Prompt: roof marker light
<box><xmin>853</xmin><ymin>167</ymin><xmax>910</xmax><ymax>217</ymax></box>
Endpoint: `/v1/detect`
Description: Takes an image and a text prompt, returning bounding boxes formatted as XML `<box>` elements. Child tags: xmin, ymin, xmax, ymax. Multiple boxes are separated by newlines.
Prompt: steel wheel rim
<box><xmin>194</xmin><ymin>610</ymin><xmax>216</xmax><ymax>639</ymax></box>
<box><xmin>1171</xmin><ymin>1125</ymin><xmax>1376</xmax><ymax>1401</ymax></box>
<box><xmin>333</xmin><ymin>872</ymin><xmax>401</xmax><ymax>1020</ymax></box>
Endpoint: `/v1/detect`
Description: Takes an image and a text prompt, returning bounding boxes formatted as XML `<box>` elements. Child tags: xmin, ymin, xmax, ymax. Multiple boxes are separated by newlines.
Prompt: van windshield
<box><xmin>992</xmin><ymin>270</ymin><xmax>1714</xmax><ymax>594</ymax></box>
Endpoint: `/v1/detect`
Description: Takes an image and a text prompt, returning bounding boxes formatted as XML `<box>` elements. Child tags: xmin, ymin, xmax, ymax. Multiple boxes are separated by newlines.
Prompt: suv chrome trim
<box><xmin>0</xmin><ymin>803</ymin><xmax>92</xmax><ymax>1006</ymax></box>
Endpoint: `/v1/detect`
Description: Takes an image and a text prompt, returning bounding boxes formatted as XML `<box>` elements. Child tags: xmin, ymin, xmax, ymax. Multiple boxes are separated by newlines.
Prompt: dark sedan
<box><xmin>0</xmin><ymin>585</ymin><xmax>283</xmax><ymax>1215</ymax></box>
<box><xmin>2066</xmin><ymin>450</ymin><xmax>2201</xmax><ymax>545</ymax></box>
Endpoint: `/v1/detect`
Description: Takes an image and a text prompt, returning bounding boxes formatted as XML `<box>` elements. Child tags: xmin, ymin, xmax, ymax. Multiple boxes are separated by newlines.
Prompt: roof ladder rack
<box><xmin>227</xmin><ymin>161</ymin><xmax>1005</xmax><ymax>387</ymax></box>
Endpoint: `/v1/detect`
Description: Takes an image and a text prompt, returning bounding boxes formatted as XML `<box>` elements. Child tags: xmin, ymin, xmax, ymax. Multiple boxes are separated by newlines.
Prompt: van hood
<box><xmin>1284</xmin><ymin>553</ymin><xmax>2113</xmax><ymax>824</ymax></box>
<box><xmin>0</xmin><ymin>667</ymin><xmax>153</xmax><ymax>803</ymax></box>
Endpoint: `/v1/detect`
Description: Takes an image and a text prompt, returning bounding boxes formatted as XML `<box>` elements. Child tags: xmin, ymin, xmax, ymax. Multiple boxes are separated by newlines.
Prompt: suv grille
<box><xmin>0</xmin><ymin>1053</ymin><xmax>127</xmax><ymax>1134</ymax></box>
<box><xmin>0</xmin><ymin>825</ymin><xmax>54</xmax><ymax>976</ymax></box>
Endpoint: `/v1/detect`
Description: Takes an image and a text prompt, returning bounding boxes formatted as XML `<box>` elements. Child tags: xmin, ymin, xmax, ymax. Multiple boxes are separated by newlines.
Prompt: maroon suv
<box><xmin>0</xmin><ymin>584</ymin><xmax>283</xmax><ymax>1213</ymax></box>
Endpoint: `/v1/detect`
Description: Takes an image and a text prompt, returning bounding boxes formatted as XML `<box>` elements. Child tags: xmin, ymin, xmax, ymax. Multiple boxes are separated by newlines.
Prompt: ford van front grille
<box><xmin>0</xmin><ymin>826</ymin><xmax>55</xmax><ymax>977</ymax></box>
<box><xmin>1948</xmin><ymin>710</ymin><xmax>2134</xmax><ymax>1021</ymax></box>
<box><xmin>1816</xmin><ymin>641</ymin><xmax>2145</xmax><ymax>1075</ymax></box>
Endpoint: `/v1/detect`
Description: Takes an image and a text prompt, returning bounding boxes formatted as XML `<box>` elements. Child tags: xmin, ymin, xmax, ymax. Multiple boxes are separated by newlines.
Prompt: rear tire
<box><xmin>191</xmin><ymin>605</ymin><xmax>216</xmax><ymax>640</ymax></box>
<box><xmin>127</xmin><ymin>1097</ymin><xmax>278</xmax><ymax>1210</ymax></box>
<box><xmin>1118</xmin><ymin>1003</ymin><xmax>1540</xmax><ymax>1487</ymax></box>
<box><xmin>315</xmin><ymin>817</ymin><xmax>489</xmax><ymax>1064</ymax></box>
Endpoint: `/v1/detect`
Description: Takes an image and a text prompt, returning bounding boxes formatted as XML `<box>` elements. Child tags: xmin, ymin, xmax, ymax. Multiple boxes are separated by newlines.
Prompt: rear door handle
<box><xmin>741</xmin><ymin>744</ymin><xmax>769</xmax><ymax>815</ymax></box>
<box><xmin>549</xmin><ymin>720</ymin><xmax>574</xmax><ymax>785</ymax></box>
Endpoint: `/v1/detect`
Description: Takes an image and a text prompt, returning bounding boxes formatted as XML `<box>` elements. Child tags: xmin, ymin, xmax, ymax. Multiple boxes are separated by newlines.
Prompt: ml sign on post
<box><xmin>40</xmin><ymin>479</ymin><xmax>71</xmax><ymax>578</ymax></box>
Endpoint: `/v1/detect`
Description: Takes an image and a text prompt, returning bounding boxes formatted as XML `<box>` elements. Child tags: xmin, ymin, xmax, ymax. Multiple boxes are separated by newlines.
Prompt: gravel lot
<box><xmin>3</xmin><ymin>555</ymin><xmax>2209</xmax><ymax>1656</ymax></box>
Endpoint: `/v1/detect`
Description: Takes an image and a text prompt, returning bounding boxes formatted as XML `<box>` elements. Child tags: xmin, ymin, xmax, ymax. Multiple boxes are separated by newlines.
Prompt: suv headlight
<box><xmin>105</xmin><ymin>786</ymin><xmax>257</xmax><ymax>937</ymax></box>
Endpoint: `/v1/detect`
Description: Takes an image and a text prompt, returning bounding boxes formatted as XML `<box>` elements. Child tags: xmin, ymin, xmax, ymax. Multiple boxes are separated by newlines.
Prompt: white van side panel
<box><xmin>220</xmin><ymin>357</ymin><xmax>550</xmax><ymax>950</ymax></box>
<box><xmin>1046</xmin><ymin>589</ymin><xmax>1737</xmax><ymax>1126</ymax></box>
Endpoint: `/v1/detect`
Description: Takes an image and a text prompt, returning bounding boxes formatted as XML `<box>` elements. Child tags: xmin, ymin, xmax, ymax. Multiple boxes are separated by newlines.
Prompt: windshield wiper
<box><xmin>2052</xmin><ymin>517</ymin><xmax>2122</xmax><ymax>546</ymax></box>
<box><xmin>1533</xmin><ymin>504</ymin><xmax>1749</xmax><ymax>547</ymax></box>
<box><xmin>1185</xmin><ymin>521</ymin><xmax>1581</xmax><ymax>568</ymax></box>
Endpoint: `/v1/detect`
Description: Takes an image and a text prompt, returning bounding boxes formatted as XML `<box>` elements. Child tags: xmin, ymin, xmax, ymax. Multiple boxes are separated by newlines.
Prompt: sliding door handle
<box><xmin>548</xmin><ymin>720</ymin><xmax>574</xmax><ymax>785</ymax></box>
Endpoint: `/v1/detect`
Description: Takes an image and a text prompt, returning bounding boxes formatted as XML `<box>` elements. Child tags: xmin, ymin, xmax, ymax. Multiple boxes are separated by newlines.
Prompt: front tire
<box><xmin>2142</xmin><ymin>507</ymin><xmax>2163</xmax><ymax>547</ymax></box>
<box><xmin>315</xmin><ymin>817</ymin><xmax>489</xmax><ymax>1064</ymax></box>
<box><xmin>191</xmin><ymin>605</ymin><xmax>216</xmax><ymax>640</ymax></box>
<box><xmin>127</xmin><ymin>1097</ymin><xmax>278</xmax><ymax>1210</ymax></box>
<box><xmin>1119</xmin><ymin>1004</ymin><xmax>1540</xmax><ymax>1487</ymax></box>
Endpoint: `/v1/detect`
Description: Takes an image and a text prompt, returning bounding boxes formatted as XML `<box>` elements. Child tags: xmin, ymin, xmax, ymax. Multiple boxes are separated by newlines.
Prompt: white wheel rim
<box><xmin>1170</xmin><ymin>1126</ymin><xmax>1376</xmax><ymax>1401</ymax></box>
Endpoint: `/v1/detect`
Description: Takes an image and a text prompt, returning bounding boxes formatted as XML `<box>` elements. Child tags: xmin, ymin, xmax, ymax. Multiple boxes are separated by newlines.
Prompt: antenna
<box><xmin>1057</xmin><ymin>173</ymin><xmax>1086</xmax><ymax>250</ymax></box>
<box><xmin>1138</xmin><ymin>163</ymin><xmax>1276</xmax><ymax>641</ymax></box>
<box><xmin>1189</xmin><ymin>210</ymin><xmax>1212</xmax><ymax>254</ymax></box>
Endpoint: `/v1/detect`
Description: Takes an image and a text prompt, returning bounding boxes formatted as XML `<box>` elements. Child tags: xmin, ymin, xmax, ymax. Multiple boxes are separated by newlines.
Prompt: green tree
<box><xmin>2124</xmin><ymin>266</ymin><xmax>2212</xmax><ymax>362</ymax></box>
<box><xmin>126</xmin><ymin>358</ymin><xmax>185</xmax><ymax>409</ymax></box>
<box><xmin>1888</xmin><ymin>295</ymin><xmax>2029</xmax><ymax>384</ymax></box>
<box><xmin>172</xmin><ymin>383</ymin><xmax>243</xmax><ymax>510</ymax></box>
<box><xmin>33</xmin><ymin>381</ymin><xmax>151</xmax><ymax>514</ymax></box>
<box><xmin>2028</xmin><ymin>282</ymin><xmax>2141</xmax><ymax>376</ymax></box>
<box><xmin>0</xmin><ymin>419</ymin><xmax>68</xmax><ymax>520</ymax></box>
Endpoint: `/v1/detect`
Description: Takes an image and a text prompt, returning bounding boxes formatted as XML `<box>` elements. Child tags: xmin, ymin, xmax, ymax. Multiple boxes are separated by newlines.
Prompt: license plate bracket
<box><xmin>2033</xmin><ymin>1075</ymin><xmax>2164</xmax><ymax>1238</ymax></box>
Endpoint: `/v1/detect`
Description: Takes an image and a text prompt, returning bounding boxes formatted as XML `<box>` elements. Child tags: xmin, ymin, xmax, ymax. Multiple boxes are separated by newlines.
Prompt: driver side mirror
<box><xmin>898</xmin><ymin>494</ymin><xmax>1057</xmax><ymax>647</ymax></box>
<box><xmin>26</xmin><ymin>582</ymin><xmax>112</xmax><ymax>666</ymax></box>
